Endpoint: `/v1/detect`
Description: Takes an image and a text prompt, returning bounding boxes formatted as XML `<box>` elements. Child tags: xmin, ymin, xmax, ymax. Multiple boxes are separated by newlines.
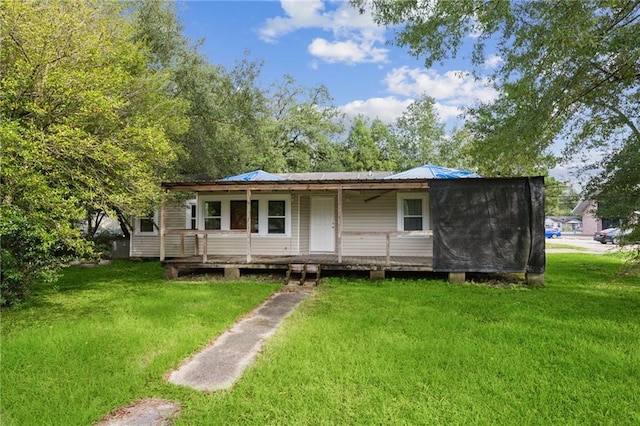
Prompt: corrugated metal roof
<box><xmin>219</xmin><ymin>170</ymin><xmax>286</xmax><ymax>181</ymax></box>
<box><xmin>385</xmin><ymin>164</ymin><xmax>479</xmax><ymax>179</ymax></box>
<box><xmin>218</xmin><ymin>166</ymin><xmax>476</xmax><ymax>183</ymax></box>
<box><xmin>276</xmin><ymin>171</ymin><xmax>393</xmax><ymax>180</ymax></box>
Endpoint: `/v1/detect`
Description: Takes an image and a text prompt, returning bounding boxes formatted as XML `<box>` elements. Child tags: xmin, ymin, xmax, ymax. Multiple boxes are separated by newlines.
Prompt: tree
<box><xmin>133</xmin><ymin>1</ymin><xmax>345</xmax><ymax>178</ymax></box>
<box><xmin>343</xmin><ymin>116</ymin><xmax>388</xmax><ymax>171</ymax></box>
<box><xmin>262</xmin><ymin>75</ymin><xmax>345</xmax><ymax>172</ymax></box>
<box><xmin>392</xmin><ymin>96</ymin><xmax>445</xmax><ymax>170</ymax></box>
<box><xmin>0</xmin><ymin>0</ymin><xmax>188</xmax><ymax>305</ymax></box>
<box><xmin>353</xmin><ymin>0</ymin><xmax>639</xmax><ymax>245</ymax></box>
<box><xmin>545</xmin><ymin>177</ymin><xmax>580</xmax><ymax>216</ymax></box>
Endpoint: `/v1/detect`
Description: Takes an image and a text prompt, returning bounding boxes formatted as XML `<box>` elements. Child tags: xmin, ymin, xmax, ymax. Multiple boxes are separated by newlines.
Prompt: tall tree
<box><xmin>353</xmin><ymin>0</ymin><xmax>639</xmax><ymax>244</ymax></box>
<box><xmin>133</xmin><ymin>1</ymin><xmax>345</xmax><ymax>178</ymax></box>
<box><xmin>343</xmin><ymin>115</ymin><xmax>388</xmax><ymax>171</ymax></box>
<box><xmin>391</xmin><ymin>95</ymin><xmax>446</xmax><ymax>170</ymax></box>
<box><xmin>262</xmin><ymin>75</ymin><xmax>344</xmax><ymax>172</ymax></box>
<box><xmin>0</xmin><ymin>0</ymin><xmax>187</xmax><ymax>305</ymax></box>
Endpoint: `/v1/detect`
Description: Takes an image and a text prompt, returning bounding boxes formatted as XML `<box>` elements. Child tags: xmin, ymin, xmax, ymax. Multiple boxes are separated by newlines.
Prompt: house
<box><xmin>545</xmin><ymin>216</ymin><xmax>582</xmax><ymax>233</ymax></box>
<box><xmin>131</xmin><ymin>165</ymin><xmax>546</xmax><ymax>284</ymax></box>
<box><xmin>572</xmin><ymin>200</ymin><xmax>621</xmax><ymax>235</ymax></box>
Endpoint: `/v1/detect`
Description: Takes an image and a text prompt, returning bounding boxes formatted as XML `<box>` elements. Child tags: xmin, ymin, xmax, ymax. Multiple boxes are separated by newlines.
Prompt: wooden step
<box><xmin>285</xmin><ymin>264</ymin><xmax>321</xmax><ymax>286</ymax></box>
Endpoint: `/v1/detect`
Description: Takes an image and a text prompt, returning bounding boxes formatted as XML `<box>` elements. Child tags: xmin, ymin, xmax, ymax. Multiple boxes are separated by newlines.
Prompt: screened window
<box><xmin>268</xmin><ymin>200</ymin><xmax>286</xmax><ymax>234</ymax></box>
<box><xmin>230</xmin><ymin>200</ymin><xmax>259</xmax><ymax>233</ymax></box>
<box><xmin>139</xmin><ymin>216</ymin><xmax>155</xmax><ymax>233</ymax></box>
<box><xmin>204</xmin><ymin>201</ymin><xmax>221</xmax><ymax>230</ymax></box>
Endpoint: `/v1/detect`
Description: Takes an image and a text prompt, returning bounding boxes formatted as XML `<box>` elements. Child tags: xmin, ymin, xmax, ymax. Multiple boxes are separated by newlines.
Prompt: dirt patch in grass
<box><xmin>465</xmin><ymin>272</ymin><xmax>528</xmax><ymax>287</ymax></box>
<box><xmin>94</xmin><ymin>398</ymin><xmax>180</xmax><ymax>426</ymax></box>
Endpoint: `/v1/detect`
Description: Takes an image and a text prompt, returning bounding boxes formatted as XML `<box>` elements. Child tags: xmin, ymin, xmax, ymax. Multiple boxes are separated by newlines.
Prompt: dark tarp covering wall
<box><xmin>431</xmin><ymin>177</ymin><xmax>545</xmax><ymax>274</ymax></box>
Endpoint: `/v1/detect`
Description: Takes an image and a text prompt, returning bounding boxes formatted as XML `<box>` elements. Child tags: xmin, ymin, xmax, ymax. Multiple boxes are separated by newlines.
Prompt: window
<box><xmin>403</xmin><ymin>199</ymin><xmax>423</xmax><ymax>230</ymax></box>
<box><xmin>230</xmin><ymin>200</ymin><xmax>259</xmax><ymax>233</ymax></box>
<box><xmin>204</xmin><ymin>201</ymin><xmax>221</xmax><ymax>230</ymax></box>
<box><xmin>397</xmin><ymin>193</ymin><xmax>428</xmax><ymax>232</ymax></box>
<box><xmin>186</xmin><ymin>200</ymin><xmax>197</xmax><ymax>230</ymax></box>
<box><xmin>139</xmin><ymin>217</ymin><xmax>155</xmax><ymax>233</ymax></box>
<box><xmin>268</xmin><ymin>200</ymin><xmax>286</xmax><ymax>234</ymax></box>
<box><xmin>198</xmin><ymin>195</ymin><xmax>290</xmax><ymax>236</ymax></box>
<box><xmin>136</xmin><ymin>211</ymin><xmax>157</xmax><ymax>235</ymax></box>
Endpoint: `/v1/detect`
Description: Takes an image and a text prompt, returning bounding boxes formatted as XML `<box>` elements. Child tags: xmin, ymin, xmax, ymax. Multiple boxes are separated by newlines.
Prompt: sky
<box><xmin>176</xmin><ymin>0</ymin><xmax>500</xmax><ymax>129</ymax></box>
<box><xmin>176</xmin><ymin>0</ymin><xmax>581</xmax><ymax>185</ymax></box>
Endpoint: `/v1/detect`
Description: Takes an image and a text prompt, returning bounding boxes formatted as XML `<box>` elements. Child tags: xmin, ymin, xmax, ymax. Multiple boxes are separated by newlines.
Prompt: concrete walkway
<box><xmin>167</xmin><ymin>291</ymin><xmax>309</xmax><ymax>392</ymax></box>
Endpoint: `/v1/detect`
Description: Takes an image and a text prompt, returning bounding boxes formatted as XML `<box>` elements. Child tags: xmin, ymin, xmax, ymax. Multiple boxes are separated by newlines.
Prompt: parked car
<box><xmin>545</xmin><ymin>228</ymin><xmax>561</xmax><ymax>239</ymax></box>
<box><xmin>593</xmin><ymin>227</ymin><xmax>620</xmax><ymax>244</ymax></box>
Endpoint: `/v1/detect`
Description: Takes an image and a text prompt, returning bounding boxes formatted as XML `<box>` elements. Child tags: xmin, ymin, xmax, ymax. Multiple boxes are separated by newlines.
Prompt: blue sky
<box><xmin>176</xmin><ymin>0</ymin><xmax>501</xmax><ymax>128</ymax></box>
<box><xmin>176</xmin><ymin>1</ymin><xmax>584</xmax><ymax>185</ymax></box>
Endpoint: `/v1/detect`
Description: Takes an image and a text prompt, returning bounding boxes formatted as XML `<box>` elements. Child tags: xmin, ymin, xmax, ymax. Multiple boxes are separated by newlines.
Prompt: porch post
<box><xmin>246</xmin><ymin>189</ymin><xmax>252</xmax><ymax>263</ymax></box>
<box><xmin>159</xmin><ymin>200</ymin><xmax>166</xmax><ymax>261</ymax></box>
<box><xmin>337</xmin><ymin>186</ymin><xmax>343</xmax><ymax>263</ymax></box>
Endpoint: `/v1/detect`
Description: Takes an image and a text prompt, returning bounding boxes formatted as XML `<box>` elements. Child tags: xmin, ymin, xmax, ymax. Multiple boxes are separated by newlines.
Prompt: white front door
<box><xmin>310</xmin><ymin>196</ymin><xmax>335</xmax><ymax>253</ymax></box>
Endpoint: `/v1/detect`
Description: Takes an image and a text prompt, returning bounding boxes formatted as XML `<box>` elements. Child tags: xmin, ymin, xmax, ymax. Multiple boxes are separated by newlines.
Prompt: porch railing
<box><xmin>161</xmin><ymin>229</ymin><xmax>433</xmax><ymax>266</ymax></box>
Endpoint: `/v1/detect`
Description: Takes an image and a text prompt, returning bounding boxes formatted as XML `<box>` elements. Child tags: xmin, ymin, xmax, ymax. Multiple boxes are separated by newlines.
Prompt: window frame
<box><xmin>203</xmin><ymin>200</ymin><xmax>222</xmax><ymax>230</ymax></box>
<box><xmin>267</xmin><ymin>200</ymin><xmax>287</xmax><ymax>235</ymax></box>
<box><xmin>397</xmin><ymin>193</ymin><xmax>429</xmax><ymax>233</ymax></box>
<box><xmin>135</xmin><ymin>211</ymin><xmax>158</xmax><ymax>236</ymax></box>
<box><xmin>229</xmin><ymin>199</ymin><xmax>260</xmax><ymax>233</ymax></box>
<box><xmin>185</xmin><ymin>200</ymin><xmax>197</xmax><ymax>230</ymax></box>
<box><xmin>198</xmin><ymin>194</ymin><xmax>291</xmax><ymax>237</ymax></box>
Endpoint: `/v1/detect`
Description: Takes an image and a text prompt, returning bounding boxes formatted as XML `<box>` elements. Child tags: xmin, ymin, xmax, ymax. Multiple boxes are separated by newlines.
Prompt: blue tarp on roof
<box><xmin>385</xmin><ymin>164</ymin><xmax>480</xmax><ymax>179</ymax></box>
<box><xmin>220</xmin><ymin>170</ymin><xmax>286</xmax><ymax>182</ymax></box>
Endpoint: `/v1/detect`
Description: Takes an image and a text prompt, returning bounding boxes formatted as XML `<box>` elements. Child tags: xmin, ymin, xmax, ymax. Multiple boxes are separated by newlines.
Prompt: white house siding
<box><xmin>298</xmin><ymin>194</ymin><xmax>310</xmax><ymax>254</ymax></box>
<box><xmin>198</xmin><ymin>191</ymin><xmax>300</xmax><ymax>256</ymax></box>
<box><xmin>130</xmin><ymin>202</ymin><xmax>197</xmax><ymax>258</ymax></box>
<box><xmin>340</xmin><ymin>190</ymin><xmax>433</xmax><ymax>258</ymax></box>
<box><xmin>132</xmin><ymin>189</ymin><xmax>433</xmax><ymax>259</ymax></box>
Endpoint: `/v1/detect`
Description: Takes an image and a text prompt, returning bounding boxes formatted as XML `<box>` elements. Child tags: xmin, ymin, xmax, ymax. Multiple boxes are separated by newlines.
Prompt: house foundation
<box><xmin>526</xmin><ymin>272</ymin><xmax>544</xmax><ymax>286</ymax></box>
<box><xmin>224</xmin><ymin>267</ymin><xmax>241</xmax><ymax>280</ymax></box>
<box><xmin>370</xmin><ymin>270</ymin><xmax>385</xmax><ymax>280</ymax></box>
<box><xmin>164</xmin><ymin>265</ymin><xmax>179</xmax><ymax>280</ymax></box>
<box><xmin>448</xmin><ymin>272</ymin><xmax>466</xmax><ymax>283</ymax></box>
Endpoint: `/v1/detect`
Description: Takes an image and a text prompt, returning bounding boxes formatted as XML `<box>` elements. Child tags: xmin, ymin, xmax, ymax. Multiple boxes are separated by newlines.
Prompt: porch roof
<box><xmin>163</xmin><ymin>165</ymin><xmax>479</xmax><ymax>192</ymax></box>
<box><xmin>162</xmin><ymin>178</ymin><xmax>429</xmax><ymax>192</ymax></box>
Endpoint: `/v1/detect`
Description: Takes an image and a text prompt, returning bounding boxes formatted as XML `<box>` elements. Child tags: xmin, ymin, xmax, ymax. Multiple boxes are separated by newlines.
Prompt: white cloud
<box><xmin>259</xmin><ymin>0</ymin><xmax>327</xmax><ymax>42</ymax></box>
<box><xmin>483</xmin><ymin>54</ymin><xmax>503</xmax><ymax>69</ymax></box>
<box><xmin>340</xmin><ymin>97</ymin><xmax>414</xmax><ymax>124</ymax></box>
<box><xmin>384</xmin><ymin>66</ymin><xmax>499</xmax><ymax>109</ymax></box>
<box><xmin>434</xmin><ymin>103</ymin><xmax>463</xmax><ymax>122</ymax></box>
<box><xmin>258</xmin><ymin>0</ymin><xmax>388</xmax><ymax>65</ymax></box>
<box><xmin>308</xmin><ymin>38</ymin><xmax>388</xmax><ymax>65</ymax></box>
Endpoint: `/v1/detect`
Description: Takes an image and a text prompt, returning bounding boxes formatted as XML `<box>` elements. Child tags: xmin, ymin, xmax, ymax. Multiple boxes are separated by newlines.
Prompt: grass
<box><xmin>2</xmin><ymin>254</ymin><xmax>639</xmax><ymax>425</ymax></box>
<box><xmin>544</xmin><ymin>241</ymin><xmax>589</xmax><ymax>251</ymax></box>
<box><xmin>0</xmin><ymin>261</ymin><xmax>280</xmax><ymax>425</ymax></box>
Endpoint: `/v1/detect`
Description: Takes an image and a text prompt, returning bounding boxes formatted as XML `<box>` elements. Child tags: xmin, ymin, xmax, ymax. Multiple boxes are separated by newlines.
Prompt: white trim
<box><xmin>296</xmin><ymin>194</ymin><xmax>301</xmax><ymax>255</ymax></box>
<box><xmin>135</xmin><ymin>211</ymin><xmax>158</xmax><ymax>236</ymax></box>
<box><xmin>198</xmin><ymin>194</ymin><xmax>292</xmax><ymax>237</ymax></box>
<box><xmin>397</xmin><ymin>193</ymin><xmax>429</xmax><ymax>233</ymax></box>
<box><xmin>310</xmin><ymin>196</ymin><xmax>336</xmax><ymax>253</ymax></box>
<box><xmin>185</xmin><ymin>199</ymin><xmax>197</xmax><ymax>230</ymax></box>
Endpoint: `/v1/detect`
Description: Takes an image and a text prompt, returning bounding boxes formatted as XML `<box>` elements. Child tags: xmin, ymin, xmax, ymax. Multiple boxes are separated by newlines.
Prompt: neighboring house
<box><xmin>572</xmin><ymin>200</ymin><xmax>621</xmax><ymax>235</ymax></box>
<box><xmin>545</xmin><ymin>216</ymin><xmax>582</xmax><ymax>233</ymax></box>
<box><xmin>131</xmin><ymin>165</ymin><xmax>546</xmax><ymax>284</ymax></box>
<box><xmin>573</xmin><ymin>200</ymin><xmax>599</xmax><ymax>235</ymax></box>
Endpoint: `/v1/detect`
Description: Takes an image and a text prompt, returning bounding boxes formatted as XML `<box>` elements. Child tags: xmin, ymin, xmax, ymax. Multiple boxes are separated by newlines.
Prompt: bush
<box><xmin>0</xmin><ymin>207</ymin><xmax>85</xmax><ymax>307</ymax></box>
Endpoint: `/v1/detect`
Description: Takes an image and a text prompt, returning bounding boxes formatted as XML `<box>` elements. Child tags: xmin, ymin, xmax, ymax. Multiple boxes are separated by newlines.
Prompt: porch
<box><xmin>161</xmin><ymin>253</ymin><xmax>434</xmax><ymax>280</ymax></box>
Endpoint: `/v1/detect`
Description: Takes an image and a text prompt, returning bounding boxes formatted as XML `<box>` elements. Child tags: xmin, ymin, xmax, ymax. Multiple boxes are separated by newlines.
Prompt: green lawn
<box><xmin>2</xmin><ymin>255</ymin><xmax>639</xmax><ymax>425</ymax></box>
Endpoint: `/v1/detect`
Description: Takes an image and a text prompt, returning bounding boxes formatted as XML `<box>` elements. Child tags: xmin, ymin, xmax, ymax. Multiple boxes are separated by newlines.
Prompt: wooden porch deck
<box><xmin>162</xmin><ymin>254</ymin><xmax>433</xmax><ymax>274</ymax></box>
